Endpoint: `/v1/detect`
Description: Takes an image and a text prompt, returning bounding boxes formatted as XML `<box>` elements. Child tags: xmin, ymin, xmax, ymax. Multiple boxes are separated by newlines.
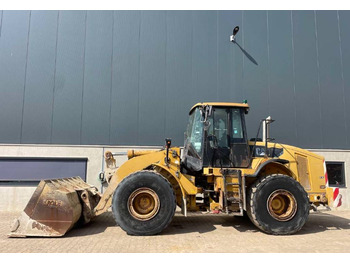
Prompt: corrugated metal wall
<box><xmin>0</xmin><ymin>10</ymin><xmax>349</xmax><ymax>149</ymax></box>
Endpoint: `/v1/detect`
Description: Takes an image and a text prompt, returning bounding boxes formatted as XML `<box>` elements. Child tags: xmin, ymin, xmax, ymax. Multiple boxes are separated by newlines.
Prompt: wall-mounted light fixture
<box><xmin>230</xmin><ymin>26</ymin><xmax>240</xmax><ymax>42</ymax></box>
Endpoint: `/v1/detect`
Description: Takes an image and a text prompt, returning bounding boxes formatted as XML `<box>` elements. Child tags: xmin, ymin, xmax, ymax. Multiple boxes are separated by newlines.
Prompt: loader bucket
<box><xmin>8</xmin><ymin>177</ymin><xmax>101</xmax><ymax>237</ymax></box>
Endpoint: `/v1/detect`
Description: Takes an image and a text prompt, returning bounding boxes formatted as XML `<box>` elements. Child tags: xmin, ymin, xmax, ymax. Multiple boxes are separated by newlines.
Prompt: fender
<box><xmin>248</xmin><ymin>159</ymin><xmax>294</xmax><ymax>178</ymax></box>
<box><xmin>94</xmin><ymin>150</ymin><xmax>165</xmax><ymax>216</ymax></box>
<box><xmin>152</xmin><ymin>163</ymin><xmax>198</xmax><ymax>217</ymax></box>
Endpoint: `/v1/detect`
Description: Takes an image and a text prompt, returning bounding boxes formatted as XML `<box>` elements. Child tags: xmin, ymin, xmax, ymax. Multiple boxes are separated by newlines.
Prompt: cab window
<box><xmin>231</xmin><ymin>108</ymin><xmax>244</xmax><ymax>141</ymax></box>
<box><xmin>208</xmin><ymin>108</ymin><xmax>229</xmax><ymax>148</ymax></box>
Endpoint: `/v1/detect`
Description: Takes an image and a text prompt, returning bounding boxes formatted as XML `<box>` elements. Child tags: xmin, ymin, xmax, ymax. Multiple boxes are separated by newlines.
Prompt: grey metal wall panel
<box><xmin>292</xmin><ymin>11</ymin><xmax>323</xmax><ymax>149</ymax></box>
<box><xmin>0</xmin><ymin>10</ymin><xmax>349</xmax><ymax>149</ymax></box>
<box><xmin>230</xmin><ymin>11</ymin><xmax>245</xmax><ymax>103</ymax></box>
<box><xmin>192</xmin><ymin>11</ymin><xmax>218</xmax><ymax>102</ymax></box>
<box><xmin>0</xmin><ymin>11</ymin><xmax>30</xmax><ymax>143</ymax></box>
<box><xmin>339</xmin><ymin>10</ymin><xmax>350</xmax><ymax>148</ymax></box>
<box><xmin>315</xmin><ymin>11</ymin><xmax>346</xmax><ymax>149</ymax></box>
<box><xmin>110</xmin><ymin>11</ymin><xmax>140</xmax><ymax>145</ymax></box>
<box><xmin>267</xmin><ymin>11</ymin><xmax>297</xmax><ymax>145</ymax></box>
<box><xmin>218</xmin><ymin>11</ymin><xmax>243</xmax><ymax>102</ymax></box>
<box><xmin>138</xmin><ymin>11</ymin><xmax>167</xmax><ymax>146</ymax></box>
<box><xmin>242</xmin><ymin>11</ymin><xmax>269</xmax><ymax>139</ymax></box>
<box><xmin>51</xmin><ymin>11</ymin><xmax>86</xmax><ymax>144</ymax></box>
<box><xmin>21</xmin><ymin>11</ymin><xmax>58</xmax><ymax>143</ymax></box>
<box><xmin>81</xmin><ymin>11</ymin><xmax>113</xmax><ymax>145</ymax></box>
<box><xmin>0</xmin><ymin>10</ymin><xmax>3</xmax><ymax>36</ymax></box>
<box><xmin>165</xmin><ymin>11</ymin><xmax>194</xmax><ymax>146</ymax></box>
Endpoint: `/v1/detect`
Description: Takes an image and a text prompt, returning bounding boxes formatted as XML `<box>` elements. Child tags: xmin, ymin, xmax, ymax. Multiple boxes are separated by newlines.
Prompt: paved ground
<box><xmin>1</xmin><ymin>210</ymin><xmax>350</xmax><ymax>253</ymax></box>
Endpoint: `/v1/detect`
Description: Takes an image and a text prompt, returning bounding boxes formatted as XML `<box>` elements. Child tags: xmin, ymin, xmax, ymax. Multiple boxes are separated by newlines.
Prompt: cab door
<box><xmin>230</xmin><ymin>108</ymin><xmax>250</xmax><ymax>168</ymax></box>
<box><xmin>204</xmin><ymin>107</ymin><xmax>250</xmax><ymax>168</ymax></box>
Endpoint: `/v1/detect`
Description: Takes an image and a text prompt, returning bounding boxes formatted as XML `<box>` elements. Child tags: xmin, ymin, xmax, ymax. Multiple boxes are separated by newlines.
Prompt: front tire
<box><xmin>112</xmin><ymin>170</ymin><xmax>176</xmax><ymax>236</ymax></box>
<box><xmin>246</xmin><ymin>174</ymin><xmax>309</xmax><ymax>235</ymax></box>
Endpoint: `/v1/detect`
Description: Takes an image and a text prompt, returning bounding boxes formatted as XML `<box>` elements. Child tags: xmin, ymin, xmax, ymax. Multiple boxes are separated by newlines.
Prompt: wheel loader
<box><xmin>9</xmin><ymin>102</ymin><xmax>341</xmax><ymax>237</ymax></box>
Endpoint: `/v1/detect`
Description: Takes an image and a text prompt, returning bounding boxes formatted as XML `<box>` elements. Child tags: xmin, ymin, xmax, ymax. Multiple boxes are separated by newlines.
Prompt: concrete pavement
<box><xmin>1</xmin><ymin>210</ymin><xmax>349</xmax><ymax>253</ymax></box>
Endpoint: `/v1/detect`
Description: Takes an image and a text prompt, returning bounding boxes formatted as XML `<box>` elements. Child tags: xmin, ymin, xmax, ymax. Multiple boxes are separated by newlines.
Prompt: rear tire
<box><xmin>246</xmin><ymin>174</ymin><xmax>309</xmax><ymax>235</ymax></box>
<box><xmin>112</xmin><ymin>170</ymin><xmax>176</xmax><ymax>236</ymax></box>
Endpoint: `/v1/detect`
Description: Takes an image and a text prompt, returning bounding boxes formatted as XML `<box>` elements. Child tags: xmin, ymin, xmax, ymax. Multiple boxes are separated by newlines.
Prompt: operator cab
<box><xmin>182</xmin><ymin>102</ymin><xmax>250</xmax><ymax>174</ymax></box>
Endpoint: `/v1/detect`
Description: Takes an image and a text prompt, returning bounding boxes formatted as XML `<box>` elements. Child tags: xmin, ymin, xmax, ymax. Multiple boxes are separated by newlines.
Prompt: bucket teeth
<box><xmin>8</xmin><ymin>176</ymin><xmax>101</xmax><ymax>238</ymax></box>
<box><xmin>8</xmin><ymin>212</ymin><xmax>63</xmax><ymax>237</ymax></box>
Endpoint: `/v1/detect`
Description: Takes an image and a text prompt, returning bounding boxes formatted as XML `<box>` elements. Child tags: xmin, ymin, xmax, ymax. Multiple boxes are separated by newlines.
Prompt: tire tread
<box><xmin>246</xmin><ymin>174</ymin><xmax>309</xmax><ymax>235</ymax></box>
<box><xmin>111</xmin><ymin>170</ymin><xmax>176</xmax><ymax>235</ymax></box>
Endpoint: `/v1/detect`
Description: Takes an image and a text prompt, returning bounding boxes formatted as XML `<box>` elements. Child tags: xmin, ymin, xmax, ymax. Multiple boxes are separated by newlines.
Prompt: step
<box><xmin>226</xmin><ymin>182</ymin><xmax>240</xmax><ymax>186</ymax></box>
<box><xmin>227</xmin><ymin>197</ymin><xmax>241</xmax><ymax>203</ymax></box>
<box><xmin>231</xmin><ymin>211</ymin><xmax>244</xmax><ymax>216</ymax></box>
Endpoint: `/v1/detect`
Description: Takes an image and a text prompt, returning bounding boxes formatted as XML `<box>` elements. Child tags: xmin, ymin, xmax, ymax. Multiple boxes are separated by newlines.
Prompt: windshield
<box><xmin>185</xmin><ymin>108</ymin><xmax>203</xmax><ymax>156</ymax></box>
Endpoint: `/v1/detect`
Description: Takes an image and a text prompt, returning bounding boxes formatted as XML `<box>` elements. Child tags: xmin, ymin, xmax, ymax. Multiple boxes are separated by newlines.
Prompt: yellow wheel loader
<box><xmin>9</xmin><ymin>102</ymin><xmax>340</xmax><ymax>237</ymax></box>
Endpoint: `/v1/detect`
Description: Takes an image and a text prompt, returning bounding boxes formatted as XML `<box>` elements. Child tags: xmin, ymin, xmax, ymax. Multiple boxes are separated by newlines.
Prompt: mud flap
<box><xmin>181</xmin><ymin>197</ymin><xmax>187</xmax><ymax>217</ymax></box>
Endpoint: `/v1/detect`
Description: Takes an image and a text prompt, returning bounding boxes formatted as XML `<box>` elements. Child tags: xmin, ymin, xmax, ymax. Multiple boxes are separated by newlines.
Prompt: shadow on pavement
<box><xmin>163</xmin><ymin>212</ymin><xmax>258</xmax><ymax>235</ymax></box>
<box><xmin>224</xmin><ymin>211</ymin><xmax>350</xmax><ymax>235</ymax></box>
<box><xmin>165</xmin><ymin>211</ymin><xmax>350</xmax><ymax>236</ymax></box>
<box><xmin>65</xmin><ymin>212</ymin><xmax>116</xmax><ymax>238</ymax></box>
<box><xmin>64</xmin><ymin>210</ymin><xmax>350</xmax><ymax>237</ymax></box>
<box><xmin>298</xmin><ymin>211</ymin><xmax>350</xmax><ymax>235</ymax></box>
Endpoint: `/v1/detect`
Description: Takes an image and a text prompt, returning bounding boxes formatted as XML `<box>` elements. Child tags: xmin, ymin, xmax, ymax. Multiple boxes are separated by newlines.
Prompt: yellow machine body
<box><xmin>8</xmin><ymin>102</ymin><xmax>337</xmax><ymax>237</ymax></box>
<box><xmin>93</xmin><ymin>141</ymin><xmax>329</xmax><ymax>215</ymax></box>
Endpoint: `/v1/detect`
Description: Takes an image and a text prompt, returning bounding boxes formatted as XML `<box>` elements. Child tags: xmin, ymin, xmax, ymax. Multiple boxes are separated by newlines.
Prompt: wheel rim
<box><xmin>267</xmin><ymin>189</ymin><xmax>297</xmax><ymax>221</ymax></box>
<box><xmin>128</xmin><ymin>188</ymin><xmax>160</xmax><ymax>221</ymax></box>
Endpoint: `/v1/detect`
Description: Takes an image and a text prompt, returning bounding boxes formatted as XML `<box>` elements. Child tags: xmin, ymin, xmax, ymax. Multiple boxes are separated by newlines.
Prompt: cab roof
<box><xmin>190</xmin><ymin>102</ymin><xmax>250</xmax><ymax>114</ymax></box>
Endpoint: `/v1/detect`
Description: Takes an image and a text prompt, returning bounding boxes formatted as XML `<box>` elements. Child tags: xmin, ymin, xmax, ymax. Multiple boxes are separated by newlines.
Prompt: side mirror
<box><xmin>200</xmin><ymin>105</ymin><xmax>212</xmax><ymax>123</ymax></box>
<box><xmin>208</xmin><ymin>135</ymin><xmax>218</xmax><ymax>149</ymax></box>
